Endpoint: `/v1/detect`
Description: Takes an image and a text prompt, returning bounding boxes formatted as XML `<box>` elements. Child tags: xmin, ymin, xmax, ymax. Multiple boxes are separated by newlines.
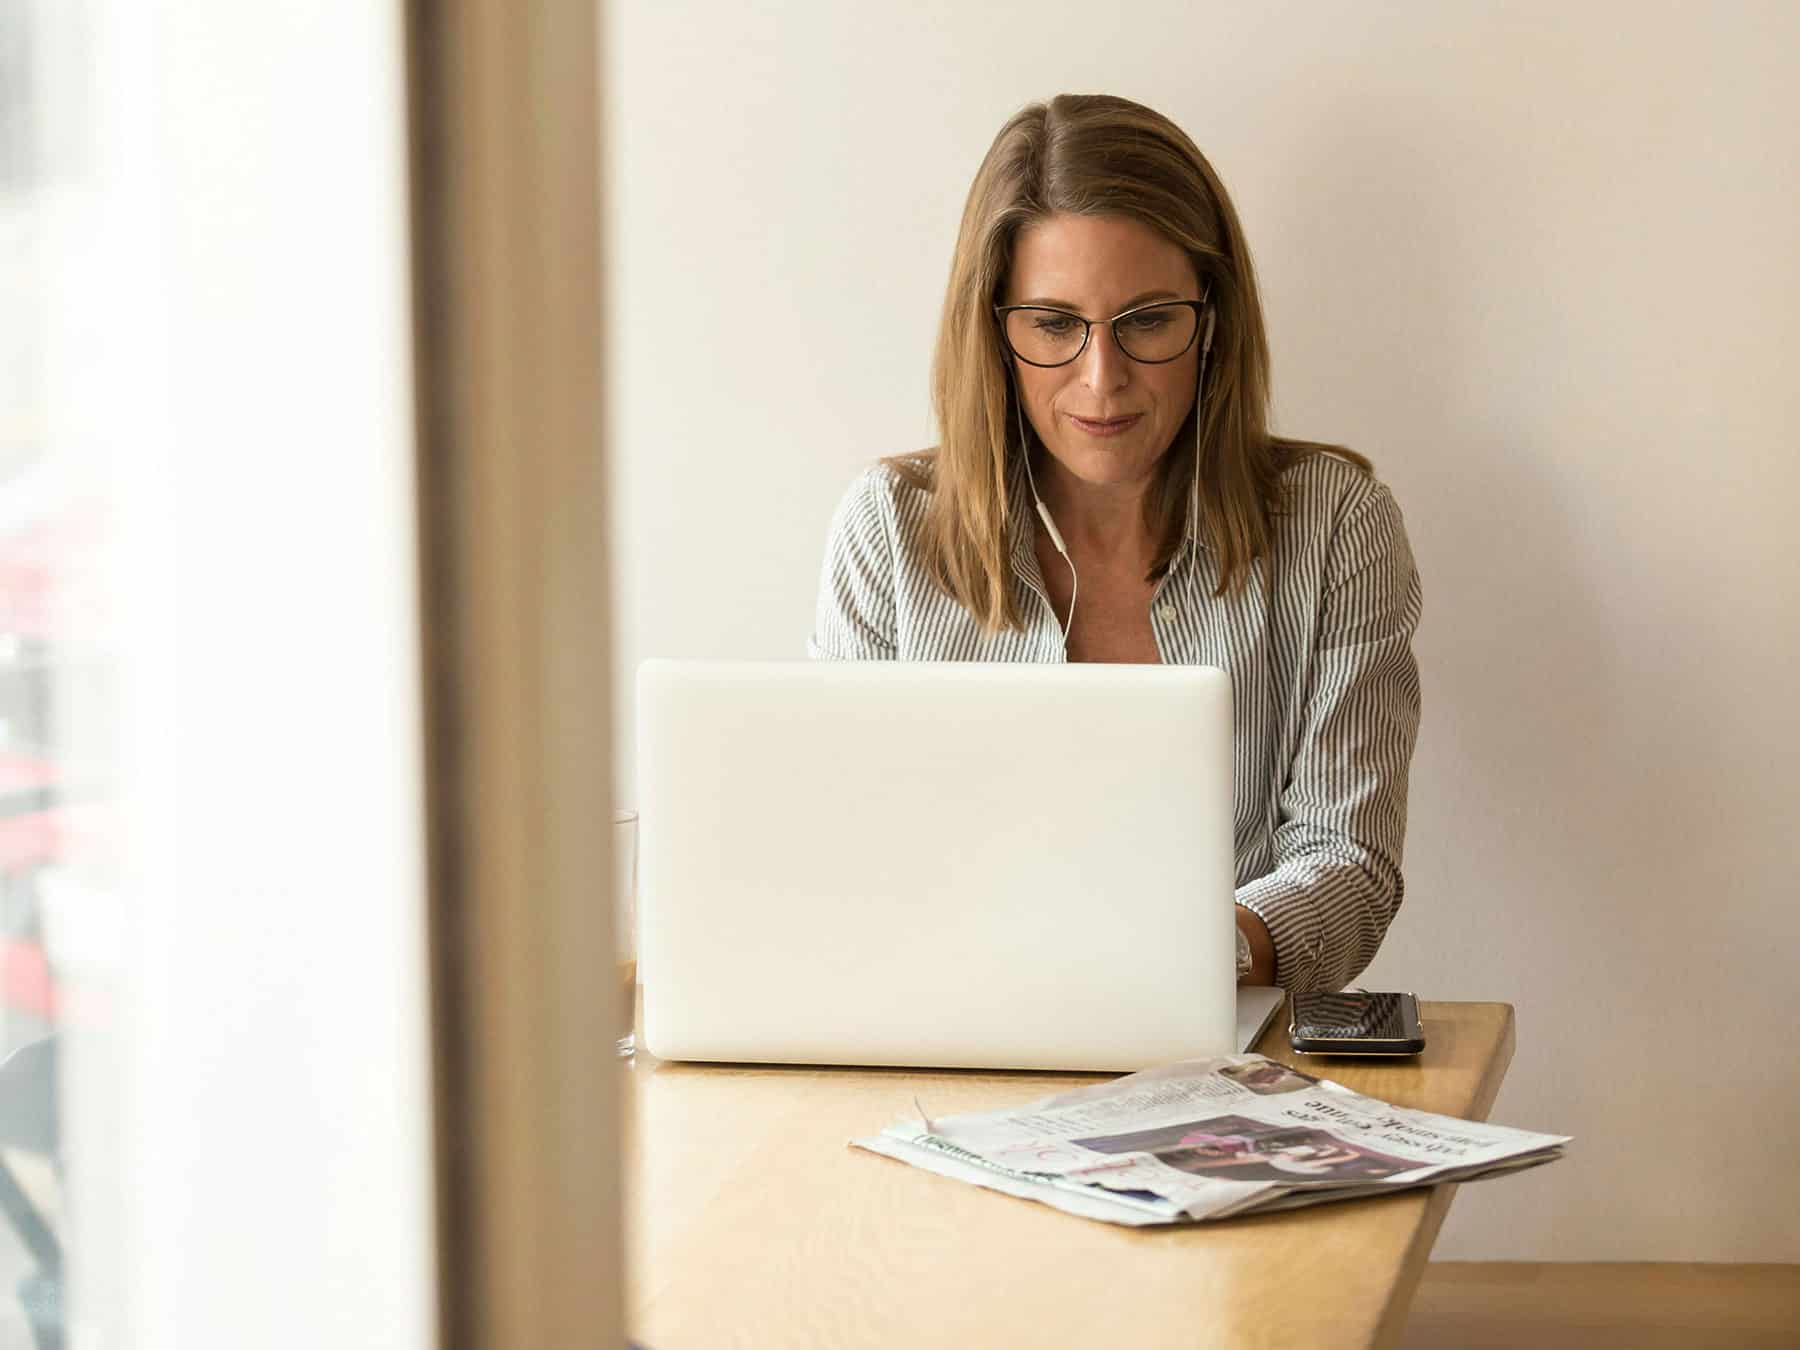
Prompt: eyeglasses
<box><xmin>993</xmin><ymin>297</ymin><xmax>1207</xmax><ymax>368</ymax></box>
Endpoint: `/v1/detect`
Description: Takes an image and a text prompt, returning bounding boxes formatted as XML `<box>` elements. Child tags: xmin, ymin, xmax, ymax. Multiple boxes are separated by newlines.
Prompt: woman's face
<box><xmin>1002</xmin><ymin>213</ymin><xmax>1204</xmax><ymax>493</ymax></box>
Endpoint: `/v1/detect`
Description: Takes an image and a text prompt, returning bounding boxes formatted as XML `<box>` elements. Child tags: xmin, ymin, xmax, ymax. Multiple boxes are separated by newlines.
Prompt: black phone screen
<box><xmin>1291</xmin><ymin>992</ymin><xmax>1421</xmax><ymax>1042</ymax></box>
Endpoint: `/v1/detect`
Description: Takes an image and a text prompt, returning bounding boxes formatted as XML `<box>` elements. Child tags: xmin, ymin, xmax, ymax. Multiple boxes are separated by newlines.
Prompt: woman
<box><xmin>808</xmin><ymin>94</ymin><xmax>1422</xmax><ymax>994</ymax></box>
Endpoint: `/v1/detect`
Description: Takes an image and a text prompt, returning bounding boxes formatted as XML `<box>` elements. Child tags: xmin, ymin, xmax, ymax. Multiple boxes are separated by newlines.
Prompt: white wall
<box><xmin>605</xmin><ymin>1</ymin><xmax>1800</xmax><ymax>1260</ymax></box>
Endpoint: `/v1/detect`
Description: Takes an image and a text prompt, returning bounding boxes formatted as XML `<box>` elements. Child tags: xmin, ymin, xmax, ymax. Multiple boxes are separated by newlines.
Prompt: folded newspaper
<box><xmin>852</xmin><ymin>1054</ymin><xmax>1568</xmax><ymax>1226</ymax></box>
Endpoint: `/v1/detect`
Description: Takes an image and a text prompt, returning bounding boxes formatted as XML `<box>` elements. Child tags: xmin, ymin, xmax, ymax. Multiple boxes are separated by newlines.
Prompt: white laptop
<box><xmin>636</xmin><ymin>660</ymin><xmax>1285</xmax><ymax>1071</ymax></box>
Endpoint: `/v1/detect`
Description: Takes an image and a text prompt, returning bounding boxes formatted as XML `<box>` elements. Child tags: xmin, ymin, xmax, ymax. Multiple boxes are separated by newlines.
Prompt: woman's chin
<box><xmin>1047</xmin><ymin>439</ymin><xmax>1164</xmax><ymax>489</ymax></box>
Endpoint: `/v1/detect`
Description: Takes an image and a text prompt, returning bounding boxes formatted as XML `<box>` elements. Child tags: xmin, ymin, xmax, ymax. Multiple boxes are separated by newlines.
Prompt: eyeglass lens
<box><xmin>1004</xmin><ymin>304</ymin><xmax>1199</xmax><ymax>366</ymax></box>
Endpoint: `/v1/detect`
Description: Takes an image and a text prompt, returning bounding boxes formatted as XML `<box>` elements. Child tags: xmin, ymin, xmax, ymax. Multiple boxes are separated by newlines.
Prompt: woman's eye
<box><xmin>1032</xmin><ymin>316</ymin><xmax>1080</xmax><ymax>335</ymax></box>
<box><xmin>1123</xmin><ymin>311</ymin><xmax>1173</xmax><ymax>331</ymax></box>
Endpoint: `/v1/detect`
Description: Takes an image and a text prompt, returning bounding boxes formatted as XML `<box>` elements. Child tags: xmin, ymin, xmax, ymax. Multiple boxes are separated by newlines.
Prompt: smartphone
<box><xmin>1288</xmin><ymin>991</ymin><xmax>1425</xmax><ymax>1056</ymax></box>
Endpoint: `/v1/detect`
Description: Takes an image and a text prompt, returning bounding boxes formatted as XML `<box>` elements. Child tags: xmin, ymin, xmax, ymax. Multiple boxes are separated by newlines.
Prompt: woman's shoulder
<box><xmin>1272</xmin><ymin>445</ymin><xmax>1416</xmax><ymax>594</ymax></box>
<box><xmin>1274</xmin><ymin>445</ymin><xmax>1405</xmax><ymax>538</ymax></box>
<box><xmin>832</xmin><ymin>452</ymin><xmax>936</xmax><ymax>526</ymax></box>
<box><xmin>870</xmin><ymin>450</ymin><xmax>938</xmax><ymax>500</ymax></box>
<box><xmin>823</xmin><ymin>452</ymin><xmax>936</xmax><ymax>555</ymax></box>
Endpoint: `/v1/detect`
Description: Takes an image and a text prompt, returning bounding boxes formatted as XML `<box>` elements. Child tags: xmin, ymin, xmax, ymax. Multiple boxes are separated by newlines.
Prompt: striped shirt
<box><xmin>807</xmin><ymin>452</ymin><xmax>1423</xmax><ymax>993</ymax></box>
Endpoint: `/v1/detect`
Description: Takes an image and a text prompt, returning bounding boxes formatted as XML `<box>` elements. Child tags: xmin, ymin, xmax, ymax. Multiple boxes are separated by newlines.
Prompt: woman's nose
<box><xmin>1078</xmin><ymin>321</ymin><xmax>1131</xmax><ymax>390</ymax></box>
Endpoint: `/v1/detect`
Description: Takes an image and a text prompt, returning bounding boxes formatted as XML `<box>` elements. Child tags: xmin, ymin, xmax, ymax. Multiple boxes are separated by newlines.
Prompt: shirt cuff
<box><xmin>1235</xmin><ymin>871</ymin><xmax>1327</xmax><ymax>992</ymax></box>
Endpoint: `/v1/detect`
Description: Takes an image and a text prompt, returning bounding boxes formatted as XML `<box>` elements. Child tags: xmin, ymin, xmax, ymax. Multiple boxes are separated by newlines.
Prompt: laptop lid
<box><xmin>637</xmin><ymin>659</ymin><xmax>1240</xmax><ymax>1071</ymax></box>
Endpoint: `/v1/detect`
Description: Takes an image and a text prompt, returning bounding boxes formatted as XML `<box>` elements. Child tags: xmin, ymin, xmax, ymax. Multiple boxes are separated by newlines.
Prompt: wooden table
<box><xmin>624</xmin><ymin>1001</ymin><xmax>1515</xmax><ymax>1349</ymax></box>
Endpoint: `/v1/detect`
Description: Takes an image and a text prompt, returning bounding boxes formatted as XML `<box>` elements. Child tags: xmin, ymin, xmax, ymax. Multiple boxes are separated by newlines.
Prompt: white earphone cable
<box><xmin>1185</xmin><ymin>305</ymin><xmax>1215</xmax><ymax>626</ymax></box>
<box><xmin>1013</xmin><ymin>379</ymin><xmax>1078</xmax><ymax>648</ymax></box>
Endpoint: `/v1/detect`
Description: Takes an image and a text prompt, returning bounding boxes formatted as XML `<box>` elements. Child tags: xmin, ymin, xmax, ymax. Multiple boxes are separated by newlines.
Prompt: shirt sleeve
<box><xmin>1234</xmin><ymin>483</ymin><xmax>1423</xmax><ymax>992</ymax></box>
<box><xmin>807</xmin><ymin>468</ymin><xmax>899</xmax><ymax>660</ymax></box>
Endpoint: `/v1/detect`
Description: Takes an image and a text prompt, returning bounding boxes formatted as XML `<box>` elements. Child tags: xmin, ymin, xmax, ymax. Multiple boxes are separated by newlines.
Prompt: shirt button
<box><xmin>1157</xmin><ymin>603</ymin><xmax>1177</xmax><ymax>622</ymax></box>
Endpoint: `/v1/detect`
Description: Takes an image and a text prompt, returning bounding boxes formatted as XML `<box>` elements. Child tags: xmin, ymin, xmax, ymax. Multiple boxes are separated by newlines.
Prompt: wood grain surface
<box><xmin>622</xmin><ymin>1001</ymin><xmax>1515</xmax><ymax>1349</ymax></box>
<box><xmin>1408</xmin><ymin>1262</ymin><xmax>1800</xmax><ymax>1349</ymax></box>
<box><xmin>1404</xmin><ymin>1263</ymin><xmax>1800</xmax><ymax>1349</ymax></box>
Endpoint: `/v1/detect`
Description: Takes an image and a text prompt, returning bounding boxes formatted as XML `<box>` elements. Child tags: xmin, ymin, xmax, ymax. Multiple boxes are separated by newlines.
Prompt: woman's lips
<box><xmin>1068</xmin><ymin>413</ymin><xmax>1141</xmax><ymax>437</ymax></box>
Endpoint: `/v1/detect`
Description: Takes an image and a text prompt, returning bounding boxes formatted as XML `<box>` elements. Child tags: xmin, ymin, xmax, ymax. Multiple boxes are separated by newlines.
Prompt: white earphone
<box><xmin>1185</xmin><ymin>304</ymin><xmax>1217</xmax><ymax>621</ymax></box>
<box><xmin>1012</xmin><ymin>387</ymin><xmax>1078</xmax><ymax>646</ymax></box>
<box><xmin>1034</xmin><ymin>495</ymin><xmax>1070</xmax><ymax>559</ymax></box>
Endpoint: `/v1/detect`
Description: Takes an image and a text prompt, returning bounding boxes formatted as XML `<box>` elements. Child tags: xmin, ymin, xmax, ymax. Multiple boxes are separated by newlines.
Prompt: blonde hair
<box><xmin>889</xmin><ymin>93</ymin><xmax>1370</xmax><ymax>633</ymax></box>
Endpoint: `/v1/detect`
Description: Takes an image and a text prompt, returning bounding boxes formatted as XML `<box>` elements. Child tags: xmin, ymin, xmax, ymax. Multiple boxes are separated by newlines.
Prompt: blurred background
<box><xmin>2</xmin><ymin>1</ymin><xmax>438</xmax><ymax>1344</ymax></box>
<box><xmin>603</xmin><ymin>0</ymin><xmax>1799</xmax><ymax>1263</ymax></box>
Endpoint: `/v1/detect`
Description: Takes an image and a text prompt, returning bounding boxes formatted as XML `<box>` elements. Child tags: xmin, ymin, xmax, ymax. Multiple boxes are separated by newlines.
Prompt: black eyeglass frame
<box><xmin>992</xmin><ymin>296</ymin><xmax>1210</xmax><ymax>368</ymax></box>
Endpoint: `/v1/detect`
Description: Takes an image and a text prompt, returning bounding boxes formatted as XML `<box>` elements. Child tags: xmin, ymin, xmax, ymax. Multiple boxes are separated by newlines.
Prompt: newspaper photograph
<box><xmin>852</xmin><ymin>1054</ymin><xmax>1569</xmax><ymax>1226</ymax></box>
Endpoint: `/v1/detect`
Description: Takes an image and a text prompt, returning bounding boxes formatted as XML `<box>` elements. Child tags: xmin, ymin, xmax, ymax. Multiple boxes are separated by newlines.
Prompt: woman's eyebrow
<box><xmin>1012</xmin><ymin>289</ymin><xmax>1185</xmax><ymax>312</ymax></box>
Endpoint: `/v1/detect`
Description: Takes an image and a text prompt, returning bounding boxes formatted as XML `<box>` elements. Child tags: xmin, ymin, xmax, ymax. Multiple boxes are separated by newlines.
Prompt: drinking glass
<box><xmin>613</xmin><ymin>808</ymin><xmax>638</xmax><ymax>1057</ymax></box>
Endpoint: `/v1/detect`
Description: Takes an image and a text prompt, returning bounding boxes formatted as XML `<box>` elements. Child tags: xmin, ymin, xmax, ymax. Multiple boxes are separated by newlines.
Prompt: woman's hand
<box><xmin>1235</xmin><ymin>906</ymin><xmax>1276</xmax><ymax>986</ymax></box>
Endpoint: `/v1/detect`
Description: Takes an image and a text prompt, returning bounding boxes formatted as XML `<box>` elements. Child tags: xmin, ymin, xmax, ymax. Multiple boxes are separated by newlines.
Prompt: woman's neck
<box><xmin>1034</xmin><ymin>453</ymin><xmax>1159</xmax><ymax>567</ymax></box>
